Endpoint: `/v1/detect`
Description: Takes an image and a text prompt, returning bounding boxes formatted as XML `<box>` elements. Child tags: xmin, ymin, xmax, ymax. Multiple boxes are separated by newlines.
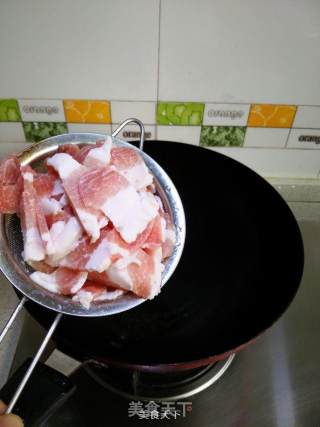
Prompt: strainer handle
<box><xmin>111</xmin><ymin>118</ymin><xmax>145</xmax><ymax>151</ymax></box>
<box><xmin>0</xmin><ymin>296</ymin><xmax>27</xmax><ymax>346</ymax></box>
<box><xmin>5</xmin><ymin>312</ymin><xmax>62</xmax><ymax>414</ymax></box>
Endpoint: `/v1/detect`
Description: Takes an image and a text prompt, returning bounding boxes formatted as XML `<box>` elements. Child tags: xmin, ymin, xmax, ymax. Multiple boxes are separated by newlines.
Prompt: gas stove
<box><xmin>43</xmin><ymin>221</ymin><xmax>320</xmax><ymax>426</ymax></box>
<box><xmin>81</xmin><ymin>354</ymin><xmax>235</xmax><ymax>401</ymax></box>
<box><xmin>4</xmin><ymin>220</ymin><xmax>319</xmax><ymax>426</ymax></box>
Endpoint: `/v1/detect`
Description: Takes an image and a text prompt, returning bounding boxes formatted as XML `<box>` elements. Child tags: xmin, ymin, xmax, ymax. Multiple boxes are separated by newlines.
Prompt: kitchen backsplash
<box><xmin>1</xmin><ymin>98</ymin><xmax>320</xmax><ymax>149</ymax></box>
<box><xmin>1</xmin><ymin>0</ymin><xmax>320</xmax><ymax>178</ymax></box>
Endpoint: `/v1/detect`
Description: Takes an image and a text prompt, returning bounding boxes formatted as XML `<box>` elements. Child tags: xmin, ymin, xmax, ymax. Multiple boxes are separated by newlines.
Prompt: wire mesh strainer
<box><xmin>0</xmin><ymin>119</ymin><xmax>186</xmax><ymax>413</ymax></box>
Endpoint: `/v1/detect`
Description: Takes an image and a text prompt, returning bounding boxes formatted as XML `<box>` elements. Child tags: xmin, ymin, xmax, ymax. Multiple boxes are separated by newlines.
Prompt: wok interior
<box><xmin>0</xmin><ymin>137</ymin><xmax>185</xmax><ymax>316</ymax></box>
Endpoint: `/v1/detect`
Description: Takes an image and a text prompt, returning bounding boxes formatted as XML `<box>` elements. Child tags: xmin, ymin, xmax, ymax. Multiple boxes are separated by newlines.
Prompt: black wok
<box><xmin>25</xmin><ymin>141</ymin><xmax>304</xmax><ymax>372</ymax></box>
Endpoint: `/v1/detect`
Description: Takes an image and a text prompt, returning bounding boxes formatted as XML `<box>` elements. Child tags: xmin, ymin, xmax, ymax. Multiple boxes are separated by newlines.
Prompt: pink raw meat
<box><xmin>47</xmin><ymin>153</ymin><xmax>107</xmax><ymax>242</ymax></box>
<box><xmin>142</xmin><ymin>215</ymin><xmax>166</xmax><ymax>249</ymax></box>
<box><xmin>161</xmin><ymin>212</ymin><xmax>176</xmax><ymax>259</ymax></box>
<box><xmin>58</xmin><ymin>144</ymin><xmax>81</xmax><ymax>158</ymax></box>
<box><xmin>106</xmin><ymin>247</ymin><xmax>163</xmax><ymax>299</ymax></box>
<box><xmin>21</xmin><ymin>167</ymin><xmax>55</xmax><ymax>257</ymax></box>
<box><xmin>20</xmin><ymin>167</ymin><xmax>45</xmax><ymax>261</ymax></box>
<box><xmin>57</xmin><ymin>229</ymin><xmax>112</xmax><ymax>272</ymax></box>
<box><xmin>72</xmin><ymin>281</ymin><xmax>124</xmax><ymax>309</ymax></box>
<box><xmin>0</xmin><ymin>155</ymin><xmax>22</xmax><ymax>213</ymax></box>
<box><xmin>74</xmin><ymin>138</ymin><xmax>111</xmax><ymax>168</ymax></box>
<box><xmin>33</xmin><ymin>173</ymin><xmax>56</xmax><ymax>197</ymax></box>
<box><xmin>30</xmin><ymin>267</ymin><xmax>87</xmax><ymax>295</ymax></box>
<box><xmin>82</xmin><ymin>138</ymin><xmax>112</xmax><ymax>168</ymax></box>
<box><xmin>79</xmin><ymin>168</ymin><xmax>158</xmax><ymax>243</ymax></box>
<box><xmin>111</xmin><ymin>147</ymin><xmax>153</xmax><ymax>190</ymax></box>
<box><xmin>74</xmin><ymin>145</ymin><xmax>93</xmax><ymax>164</ymax></box>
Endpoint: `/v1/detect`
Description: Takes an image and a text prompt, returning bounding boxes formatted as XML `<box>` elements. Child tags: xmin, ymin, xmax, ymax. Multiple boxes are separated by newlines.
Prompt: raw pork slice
<box><xmin>33</xmin><ymin>173</ymin><xmax>56</xmax><ymax>198</ymax></box>
<box><xmin>111</xmin><ymin>147</ymin><xmax>153</xmax><ymax>190</ymax></box>
<box><xmin>47</xmin><ymin>153</ymin><xmax>107</xmax><ymax>242</ymax></box>
<box><xmin>20</xmin><ymin>167</ymin><xmax>45</xmax><ymax>261</ymax></box>
<box><xmin>79</xmin><ymin>168</ymin><xmax>158</xmax><ymax>243</ymax></box>
<box><xmin>142</xmin><ymin>215</ymin><xmax>166</xmax><ymax>249</ymax></box>
<box><xmin>57</xmin><ymin>144</ymin><xmax>81</xmax><ymax>158</ymax></box>
<box><xmin>57</xmin><ymin>230</ymin><xmax>112</xmax><ymax>273</ymax></box>
<box><xmin>34</xmin><ymin>172</ymin><xmax>64</xmax><ymax>216</ymax></box>
<box><xmin>82</xmin><ymin>138</ymin><xmax>112</xmax><ymax>168</ymax></box>
<box><xmin>47</xmin><ymin>216</ymin><xmax>82</xmax><ymax>263</ymax></box>
<box><xmin>72</xmin><ymin>281</ymin><xmax>124</xmax><ymax>309</ymax></box>
<box><xmin>161</xmin><ymin>213</ymin><xmax>176</xmax><ymax>259</ymax></box>
<box><xmin>106</xmin><ymin>247</ymin><xmax>163</xmax><ymax>299</ymax></box>
<box><xmin>0</xmin><ymin>155</ymin><xmax>22</xmax><ymax>213</ymax></box>
<box><xmin>30</xmin><ymin>267</ymin><xmax>87</xmax><ymax>295</ymax></box>
<box><xmin>21</xmin><ymin>167</ymin><xmax>56</xmax><ymax>257</ymax></box>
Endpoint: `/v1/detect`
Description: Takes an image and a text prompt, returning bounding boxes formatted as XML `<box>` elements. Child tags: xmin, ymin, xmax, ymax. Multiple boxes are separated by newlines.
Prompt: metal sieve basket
<box><xmin>0</xmin><ymin>118</ymin><xmax>186</xmax><ymax>413</ymax></box>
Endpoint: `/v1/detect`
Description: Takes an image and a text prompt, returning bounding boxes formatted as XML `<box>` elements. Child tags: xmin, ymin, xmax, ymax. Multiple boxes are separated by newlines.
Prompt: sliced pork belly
<box><xmin>20</xmin><ymin>168</ymin><xmax>45</xmax><ymax>261</ymax></box>
<box><xmin>39</xmin><ymin>197</ymin><xmax>62</xmax><ymax>216</ymax></box>
<box><xmin>111</xmin><ymin>147</ymin><xmax>153</xmax><ymax>190</ymax></box>
<box><xmin>30</xmin><ymin>267</ymin><xmax>87</xmax><ymax>295</ymax></box>
<box><xmin>46</xmin><ymin>208</ymin><xmax>70</xmax><ymax>229</ymax></box>
<box><xmin>47</xmin><ymin>216</ymin><xmax>82</xmax><ymax>263</ymax></box>
<box><xmin>0</xmin><ymin>184</ymin><xmax>23</xmax><ymax>214</ymax></box>
<box><xmin>0</xmin><ymin>155</ymin><xmax>20</xmax><ymax>183</ymax></box>
<box><xmin>33</xmin><ymin>173</ymin><xmax>56</xmax><ymax>197</ymax></box>
<box><xmin>142</xmin><ymin>215</ymin><xmax>166</xmax><ymax>249</ymax></box>
<box><xmin>57</xmin><ymin>230</ymin><xmax>111</xmax><ymax>273</ymax></box>
<box><xmin>106</xmin><ymin>247</ymin><xmax>163</xmax><ymax>299</ymax></box>
<box><xmin>79</xmin><ymin>168</ymin><xmax>158</xmax><ymax>243</ymax></box>
<box><xmin>72</xmin><ymin>282</ymin><xmax>124</xmax><ymax>309</ymax></box>
<box><xmin>161</xmin><ymin>212</ymin><xmax>176</xmax><ymax>259</ymax></box>
<box><xmin>33</xmin><ymin>173</ymin><xmax>64</xmax><ymax>216</ymax></box>
<box><xmin>57</xmin><ymin>144</ymin><xmax>81</xmax><ymax>158</ymax></box>
<box><xmin>47</xmin><ymin>153</ymin><xmax>106</xmax><ymax>242</ymax></box>
<box><xmin>21</xmin><ymin>167</ymin><xmax>56</xmax><ymax>257</ymax></box>
<box><xmin>103</xmin><ymin>221</ymin><xmax>154</xmax><ymax>262</ymax></box>
<box><xmin>82</xmin><ymin>138</ymin><xmax>112</xmax><ymax>168</ymax></box>
<box><xmin>0</xmin><ymin>155</ymin><xmax>22</xmax><ymax>213</ymax></box>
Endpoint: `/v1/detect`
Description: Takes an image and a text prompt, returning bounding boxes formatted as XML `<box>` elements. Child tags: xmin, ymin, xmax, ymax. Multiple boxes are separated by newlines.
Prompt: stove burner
<box><xmin>83</xmin><ymin>354</ymin><xmax>235</xmax><ymax>400</ymax></box>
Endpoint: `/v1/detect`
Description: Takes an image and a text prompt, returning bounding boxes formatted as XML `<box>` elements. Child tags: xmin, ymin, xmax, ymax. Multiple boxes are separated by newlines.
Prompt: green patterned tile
<box><xmin>0</xmin><ymin>99</ymin><xmax>21</xmax><ymax>122</ymax></box>
<box><xmin>200</xmin><ymin>126</ymin><xmax>246</xmax><ymax>147</ymax></box>
<box><xmin>157</xmin><ymin>102</ymin><xmax>204</xmax><ymax>126</ymax></box>
<box><xmin>23</xmin><ymin>122</ymin><xmax>67</xmax><ymax>142</ymax></box>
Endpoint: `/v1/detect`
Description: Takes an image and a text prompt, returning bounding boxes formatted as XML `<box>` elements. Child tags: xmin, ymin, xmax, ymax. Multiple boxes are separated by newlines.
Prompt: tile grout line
<box><xmin>285</xmin><ymin>128</ymin><xmax>292</xmax><ymax>148</ymax></box>
<box><xmin>5</xmin><ymin>98</ymin><xmax>320</xmax><ymax>108</ymax></box>
<box><xmin>285</xmin><ymin>106</ymin><xmax>299</xmax><ymax>148</ymax></box>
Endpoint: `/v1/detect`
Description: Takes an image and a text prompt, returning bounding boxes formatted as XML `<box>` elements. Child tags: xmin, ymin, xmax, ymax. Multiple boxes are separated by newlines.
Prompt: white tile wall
<box><xmin>0</xmin><ymin>0</ymin><xmax>320</xmax><ymax>179</ymax></box>
<box><xmin>209</xmin><ymin>147</ymin><xmax>320</xmax><ymax>178</ymax></box>
<box><xmin>0</xmin><ymin>0</ymin><xmax>160</xmax><ymax>100</ymax></box>
<box><xmin>287</xmin><ymin>129</ymin><xmax>320</xmax><ymax>149</ymax></box>
<box><xmin>67</xmin><ymin>123</ymin><xmax>112</xmax><ymax>134</ymax></box>
<box><xmin>159</xmin><ymin>0</ymin><xmax>320</xmax><ymax>104</ymax></box>
<box><xmin>0</xmin><ymin>142</ymin><xmax>28</xmax><ymax>158</ymax></box>
<box><xmin>111</xmin><ymin>102</ymin><xmax>156</xmax><ymax>124</ymax></box>
<box><xmin>293</xmin><ymin>106</ymin><xmax>320</xmax><ymax>128</ymax></box>
<box><xmin>0</xmin><ymin>123</ymin><xmax>25</xmax><ymax>142</ymax></box>
<box><xmin>157</xmin><ymin>126</ymin><xmax>200</xmax><ymax>145</ymax></box>
<box><xmin>244</xmin><ymin>128</ymin><xmax>289</xmax><ymax>148</ymax></box>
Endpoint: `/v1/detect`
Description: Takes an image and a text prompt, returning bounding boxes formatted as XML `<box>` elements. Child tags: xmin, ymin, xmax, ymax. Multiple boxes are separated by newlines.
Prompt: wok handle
<box><xmin>111</xmin><ymin>118</ymin><xmax>145</xmax><ymax>151</ymax></box>
<box><xmin>5</xmin><ymin>312</ymin><xmax>62</xmax><ymax>414</ymax></box>
<box><xmin>0</xmin><ymin>296</ymin><xmax>27</xmax><ymax>345</ymax></box>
